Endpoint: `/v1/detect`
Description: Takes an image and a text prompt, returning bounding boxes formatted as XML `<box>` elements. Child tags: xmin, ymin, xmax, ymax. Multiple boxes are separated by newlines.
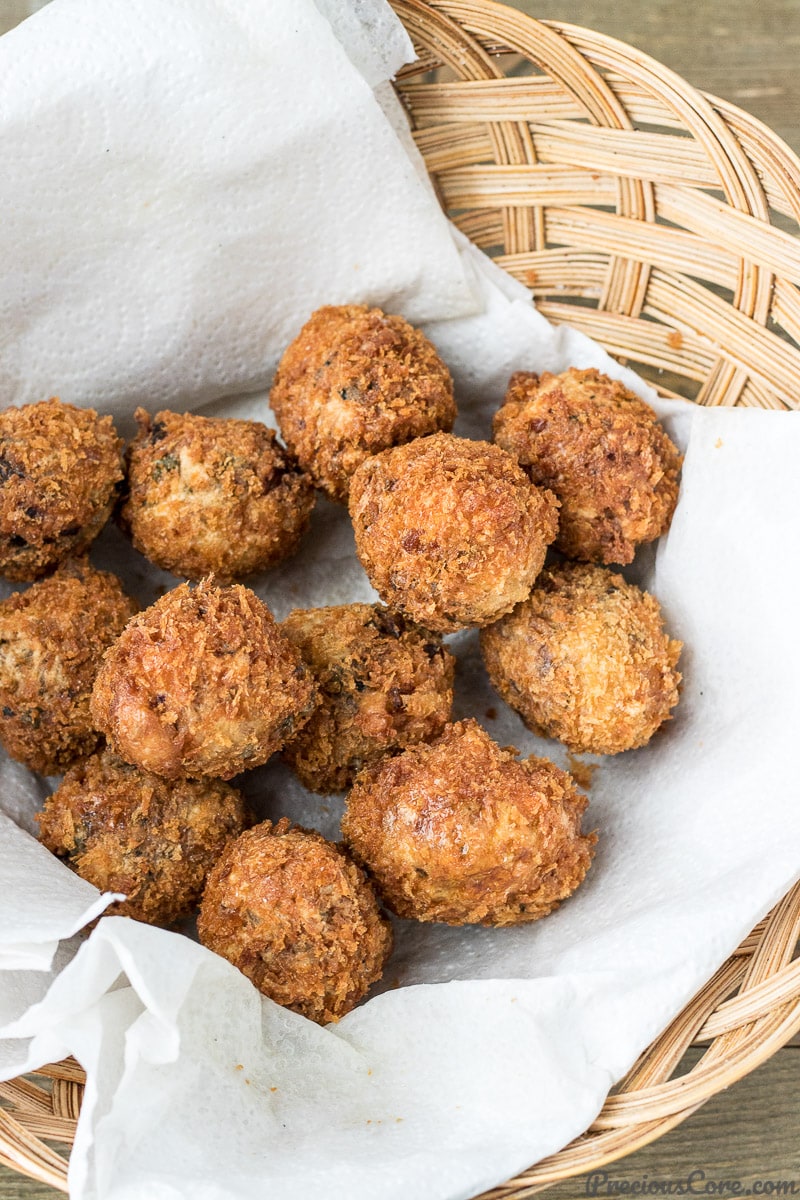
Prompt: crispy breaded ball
<box><xmin>0</xmin><ymin>398</ymin><xmax>124</xmax><ymax>581</ymax></box>
<box><xmin>38</xmin><ymin>747</ymin><xmax>249</xmax><ymax>927</ymax></box>
<box><xmin>90</xmin><ymin>578</ymin><xmax>317</xmax><ymax>780</ymax></box>
<box><xmin>280</xmin><ymin>603</ymin><xmax>455</xmax><ymax>794</ymax></box>
<box><xmin>480</xmin><ymin>562</ymin><xmax>682</xmax><ymax>755</ymax></box>
<box><xmin>342</xmin><ymin>718</ymin><xmax>595</xmax><ymax>926</ymax></box>
<box><xmin>0</xmin><ymin>560</ymin><xmax>137</xmax><ymax>775</ymax></box>
<box><xmin>120</xmin><ymin>409</ymin><xmax>315</xmax><ymax>581</ymax></box>
<box><xmin>270</xmin><ymin>305</ymin><xmax>455</xmax><ymax>502</ymax></box>
<box><xmin>198</xmin><ymin>819</ymin><xmax>392</xmax><ymax>1024</ymax></box>
<box><xmin>493</xmin><ymin>368</ymin><xmax>682</xmax><ymax>565</ymax></box>
<box><xmin>348</xmin><ymin>433</ymin><xmax>559</xmax><ymax>633</ymax></box>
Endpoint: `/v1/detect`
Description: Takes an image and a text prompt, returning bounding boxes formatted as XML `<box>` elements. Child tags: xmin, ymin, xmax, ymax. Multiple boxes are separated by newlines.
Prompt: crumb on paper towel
<box><xmin>566</xmin><ymin>753</ymin><xmax>600</xmax><ymax>791</ymax></box>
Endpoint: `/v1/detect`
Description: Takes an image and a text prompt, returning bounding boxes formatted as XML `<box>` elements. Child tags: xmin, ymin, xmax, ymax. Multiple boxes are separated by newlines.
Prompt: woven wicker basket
<box><xmin>2</xmin><ymin>0</ymin><xmax>800</xmax><ymax>1195</ymax></box>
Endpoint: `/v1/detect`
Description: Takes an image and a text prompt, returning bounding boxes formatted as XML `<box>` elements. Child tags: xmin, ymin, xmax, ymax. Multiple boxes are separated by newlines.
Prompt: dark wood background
<box><xmin>0</xmin><ymin>0</ymin><xmax>797</xmax><ymax>1196</ymax></box>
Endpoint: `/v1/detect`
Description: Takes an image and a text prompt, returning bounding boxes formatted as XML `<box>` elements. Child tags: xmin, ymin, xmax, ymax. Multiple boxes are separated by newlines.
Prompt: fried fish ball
<box><xmin>120</xmin><ymin>409</ymin><xmax>315</xmax><ymax>582</ymax></box>
<box><xmin>480</xmin><ymin>562</ymin><xmax>682</xmax><ymax>755</ymax></box>
<box><xmin>349</xmin><ymin>433</ymin><xmax>559</xmax><ymax>633</ymax></box>
<box><xmin>0</xmin><ymin>398</ymin><xmax>124</xmax><ymax>581</ymax></box>
<box><xmin>280</xmin><ymin>604</ymin><xmax>455</xmax><ymax>794</ymax></box>
<box><xmin>0</xmin><ymin>560</ymin><xmax>137</xmax><ymax>775</ymax></box>
<box><xmin>198</xmin><ymin>819</ymin><xmax>392</xmax><ymax>1024</ymax></box>
<box><xmin>38</xmin><ymin>747</ymin><xmax>249</xmax><ymax>926</ymax></box>
<box><xmin>270</xmin><ymin>305</ymin><xmax>455</xmax><ymax>503</ymax></box>
<box><xmin>90</xmin><ymin>578</ymin><xmax>317</xmax><ymax>780</ymax></box>
<box><xmin>493</xmin><ymin>368</ymin><xmax>682</xmax><ymax>565</ymax></box>
<box><xmin>342</xmin><ymin>718</ymin><xmax>596</xmax><ymax>926</ymax></box>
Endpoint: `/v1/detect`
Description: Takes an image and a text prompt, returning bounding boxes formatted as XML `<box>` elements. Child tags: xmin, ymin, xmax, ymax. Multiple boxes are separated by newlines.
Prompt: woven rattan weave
<box><xmin>1</xmin><ymin>0</ymin><xmax>799</xmax><ymax>1194</ymax></box>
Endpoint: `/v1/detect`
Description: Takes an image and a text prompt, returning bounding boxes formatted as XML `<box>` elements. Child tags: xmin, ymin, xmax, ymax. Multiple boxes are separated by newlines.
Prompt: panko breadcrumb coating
<box><xmin>280</xmin><ymin>603</ymin><xmax>455</xmax><ymax>793</ymax></box>
<box><xmin>90</xmin><ymin>578</ymin><xmax>317</xmax><ymax>780</ymax></box>
<box><xmin>342</xmin><ymin>718</ymin><xmax>595</xmax><ymax>926</ymax></box>
<box><xmin>0</xmin><ymin>560</ymin><xmax>137</xmax><ymax>775</ymax></box>
<box><xmin>0</xmin><ymin>398</ymin><xmax>124</xmax><ymax>580</ymax></box>
<box><xmin>349</xmin><ymin>433</ymin><xmax>559</xmax><ymax>633</ymax></box>
<box><xmin>493</xmin><ymin>368</ymin><xmax>681</xmax><ymax>565</ymax></box>
<box><xmin>198</xmin><ymin>819</ymin><xmax>392</xmax><ymax>1024</ymax></box>
<box><xmin>38</xmin><ymin>747</ymin><xmax>249</xmax><ymax>926</ymax></box>
<box><xmin>270</xmin><ymin>305</ymin><xmax>455</xmax><ymax>502</ymax></box>
<box><xmin>480</xmin><ymin>562</ymin><xmax>682</xmax><ymax>755</ymax></box>
<box><xmin>121</xmin><ymin>409</ymin><xmax>315</xmax><ymax>581</ymax></box>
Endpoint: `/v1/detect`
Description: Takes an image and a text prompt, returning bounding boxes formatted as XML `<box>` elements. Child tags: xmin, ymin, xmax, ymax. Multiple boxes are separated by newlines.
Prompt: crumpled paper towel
<box><xmin>1</xmin><ymin>1</ymin><xmax>799</xmax><ymax>1199</ymax></box>
<box><xmin>0</xmin><ymin>813</ymin><xmax>115</xmax><ymax>974</ymax></box>
<box><xmin>0</xmin><ymin>0</ymin><xmax>478</xmax><ymax>418</ymax></box>
<box><xmin>0</xmin><ymin>811</ymin><xmax>119</xmax><ymax>1080</ymax></box>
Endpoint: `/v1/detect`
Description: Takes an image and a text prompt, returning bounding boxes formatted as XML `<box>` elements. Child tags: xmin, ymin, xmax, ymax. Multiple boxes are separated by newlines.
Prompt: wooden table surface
<box><xmin>0</xmin><ymin>0</ymin><xmax>797</xmax><ymax>1197</ymax></box>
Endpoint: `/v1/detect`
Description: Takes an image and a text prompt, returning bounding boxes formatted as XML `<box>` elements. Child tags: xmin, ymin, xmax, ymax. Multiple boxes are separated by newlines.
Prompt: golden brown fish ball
<box><xmin>0</xmin><ymin>559</ymin><xmax>137</xmax><ymax>775</ymax></box>
<box><xmin>198</xmin><ymin>819</ymin><xmax>393</xmax><ymax>1024</ymax></box>
<box><xmin>280</xmin><ymin>603</ymin><xmax>454</xmax><ymax>793</ymax></box>
<box><xmin>270</xmin><ymin>305</ymin><xmax>455</xmax><ymax>502</ymax></box>
<box><xmin>480</xmin><ymin>562</ymin><xmax>682</xmax><ymax>755</ymax></box>
<box><xmin>342</xmin><ymin>718</ymin><xmax>596</xmax><ymax>926</ymax></box>
<box><xmin>90</xmin><ymin>578</ymin><xmax>317</xmax><ymax>780</ymax></box>
<box><xmin>121</xmin><ymin>409</ymin><xmax>315</xmax><ymax>582</ymax></box>
<box><xmin>493</xmin><ymin>368</ymin><xmax>681</xmax><ymax>565</ymax></box>
<box><xmin>38</xmin><ymin>747</ymin><xmax>249</xmax><ymax>927</ymax></box>
<box><xmin>0</xmin><ymin>398</ymin><xmax>123</xmax><ymax>580</ymax></box>
<box><xmin>348</xmin><ymin>433</ymin><xmax>559</xmax><ymax>633</ymax></box>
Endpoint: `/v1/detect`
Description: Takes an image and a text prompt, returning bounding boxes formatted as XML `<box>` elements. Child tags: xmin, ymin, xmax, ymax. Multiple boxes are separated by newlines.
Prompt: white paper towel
<box><xmin>0</xmin><ymin>812</ymin><xmax>119</xmax><ymax>1080</ymax></box>
<box><xmin>0</xmin><ymin>0</ymin><xmax>478</xmax><ymax>419</ymax></box>
<box><xmin>0</xmin><ymin>1</ymin><xmax>799</xmax><ymax>1198</ymax></box>
<box><xmin>0</xmin><ymin>813</ymin><xmax>117</xmax><ymax>972</ymax></box>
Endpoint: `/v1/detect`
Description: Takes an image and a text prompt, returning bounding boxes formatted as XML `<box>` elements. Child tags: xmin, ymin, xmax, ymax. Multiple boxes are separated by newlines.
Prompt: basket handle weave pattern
<box><xmin>394</xmin><ymin>0</ymin><xmax>800</xmax><ymax>412</ymax></box>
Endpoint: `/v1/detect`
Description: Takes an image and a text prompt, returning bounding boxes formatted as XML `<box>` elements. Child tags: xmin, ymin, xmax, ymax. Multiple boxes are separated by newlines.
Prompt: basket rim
<box><xmin>535</xmin><ymin>14</ymin><xmax>800</xmax><ymax>186</ymax></box>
